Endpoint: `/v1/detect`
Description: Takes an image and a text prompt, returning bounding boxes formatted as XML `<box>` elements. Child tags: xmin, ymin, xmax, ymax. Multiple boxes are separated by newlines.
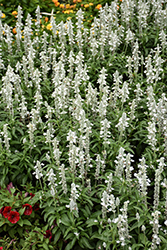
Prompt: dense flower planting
<box><xmin>1</xmin><ymin>0</ymin><xmax>167</xmax><ymax>249</ymax></box>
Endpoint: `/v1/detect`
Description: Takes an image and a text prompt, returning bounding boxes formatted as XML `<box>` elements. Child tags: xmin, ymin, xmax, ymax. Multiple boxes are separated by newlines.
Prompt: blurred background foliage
<box><xmin>0</xmin><ymin>0</ymin><xmax>110</xmax><ymax>27</ymax></box>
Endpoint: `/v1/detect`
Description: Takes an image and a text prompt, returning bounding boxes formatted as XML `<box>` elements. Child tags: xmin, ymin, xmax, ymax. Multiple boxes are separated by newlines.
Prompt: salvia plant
<box><xmin>1</xmin><ymin>1</ymin><xmax>167</xmax><ymax>249</ymax></box>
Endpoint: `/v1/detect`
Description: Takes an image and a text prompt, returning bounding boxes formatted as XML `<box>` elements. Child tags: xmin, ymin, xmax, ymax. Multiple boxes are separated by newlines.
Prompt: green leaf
<box><xmin>23</xmin><ymin>219</ymin><xmax>32</xmax><ymax>226</ymax></box>
<box><xmin>159</xmin><ymin>235</ymin><xmax>167</xmax><ymax>244</ymax></box>
<box><xmin>64</xmin><ymin>237</ymin><xmax>77</xmax><ymax>250</ymax></box>
<box><xmin>17</xmin><ymin>219</ymin><xmax>23</xmax><ymax>227</ymax></box>
<box><xmin>61</xmin><ymin>214</ymin><xmax>71</xmax><ymax>227</ymax></box>
<box><xmin>17</xmin><ymin>226</ymin><xmax>23</xmax><ymax>237</ymax></box>
<box><xmin>54</xmin><ymin>230</ymin><xmax>61</xmax><ymax>244</ymax></box>
<box><xmin>0</xmin><ymin>221</ymin><xmax>6</xmax><ymax>227</ymax></box>
<box><xmin>8</xmin><ymin>228</ymin><xmax>15</xmax><ymax>238</ymax></box>
<box><xmin>43</xmin><ymin>242</ymin><xmax>49</xmax><ymax>250</ymax></box>
<box><xmin>132</xmin><ymin>243</ymin><xmax>144</xmax><ymax>250</ymax></box>
<box><xmin>79</xmin><ymin>237</ymin><xmax>94</xmax><ymax>249</ymax></box>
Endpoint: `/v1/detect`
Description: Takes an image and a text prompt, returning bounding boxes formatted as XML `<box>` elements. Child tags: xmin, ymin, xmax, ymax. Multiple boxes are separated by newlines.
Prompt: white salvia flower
<box><xmin>40</xmin><ymin>51</ymin><xmax>50</xmax><ymax>81</ymax></box>
<box><xmin>137</xmin><ymin>0</ymin><xmax>149</xmax><ymax>33</ymax></box>
<box><xmin>86</xmin><ymin>82</ymin><xmax>98</xmax><ymax>113</ymax></box>
<box><xmin>141</xmin><ymin>225</ymin><xmax>146</xmax><ymax>232</ymax></box>
<box><xmin>144</xmin><ymin>55</ymin><xmax>155</xmax><ymax>85</ymax></box>
<box><xmin>76</xmin><ymin>9</ymin><xmax>84</xmax><ymax>29</ymax></box>
<box><xmin>19</xmin><ymin>95</ymin><xmax>29</xmax><ymax>120</ymax></box>
<box><xmin>108</xmin><ymin>194</ymin><xmax>116</xmax><ymax>214</ymax></box>
<box><xmin>108</xmin><ymin>30</ymin><xmax>120</xmax><ymax>53</ymax></box>
<box><xmin>98</xmin><ymin>67</ymin><xmax>108</xmax><ymax>93</ymax></box>
<box><xmin>101</xmin><ymin>191</ymin><xmax>109</xmax><ymax>218</ymax></box>
<box><xmin>116</xmin><ymin>112</ymin><xmax>130</xmax><ymax>137</ymax></box>
<box><xmin>67</xmin><ymin>130</ymin><xmax>77</xmax><ymax>144</ymax></box>
<box><xmin>134</xmin><ymin>157</ymin><xmax>150</xmax><ymax>206</ymax></box>
<box><xmin>33</xmin><ymin>161</ymin><xmax>43</xmax><ymax>179</ymax></box>
<box><xmin>105</xmin><ymin>173</ymin><xmax>114</xmax><ymax>193</ymax></box>
<box><xmin>125</xmin><ymin>153</ymin><xmax>134</xmax><ymax>185</ymax></box>
<box><xmin>120</xmin><ymin>81</ymin><xmax>129</xmax><ymax>104</ymax></box>
<box><xmin>159</xmin><ymin>30</ymin><xmax>167</xmax><ymax>51</ymax></box>
<box><xmin>46</xmin><ymin>168</ymin><xmax>56</xmax><ymax>182</ymax></box>
<box><xmin>66</xmin><ymin>183</ymin><xmax>80</xmax><ymax>217</ymax></box>
<box><xmin>44</xmin><ymin>129</ymin><xmax>54</xmax><ymax>144</ymax></box>
<box><xmin>100</xmin><ymin>118</ymin><xmax>111</xmax><ymax>145</ymax></box>
<box><xmin>115</xmin><ymin>147</ymin><xmax>126</xmax><ymax>178</ymax></box>
<box><xmin>46</xmin><ymin>168</ymin><xmax>57</xmax><ymax>196</ymax></box>
<box><xmin>59</xmin><ymin>164</ymin><xmax>67</xmax><ymax>194</ymax></box>
<box><xmin>86</xmin><ymin>179</ymin><xmax>91</xmax><ymax>194</ymax></box>
<box><xmin>153</xmin><ymin>46</ymin><xmax>164</xmax><ymax>84</ymax></box>
<box><xmin>27</xmin><ymin>122</ymin><xmax>36</xmax><ymax>146</ymax></box>
<box><xmin>153</xmin><ymin>158</ymin><xmax>165</xmax><ymax>211</ymax></box>
<box><xmin>125</xmin><ymin>28</ymin><xmax>134</xmax><ymax>45</ymax></box>
<box><xmin>146</xmin><ymin>85</ymin><xmax>157</xmax><ymax>122</ymax></box>
<box><xmin>136</xmin><ymin>212</ymin><xmax>140</xmax><ymax>222</ymax></box>
<box><xmin>126</xmin><ymin>56</ymin><xmax>133</xmax><ymax>84</ymax></box>
<box><xmin>15</xmin><ymin>5</ymin><xmax>23</xmax><ymax>51</ymax></box>
<box><xmin>134</xmin><ymin>83</ymin><xmax>143</xmax><ymax>104</ymax></box>
<box><xmin>150</xmin><ymin>211</ymin><xmax>161</xmax><ymax>249</ymax></box>
<box><xmin>116</xmin><ymin>197</ymin><xmax>120</xmax><ymax>207</ymax></box>
<box><xmin>103</xmin><ymin>242</ymin><xmax>106</xmax><ymax>248</ymax></box>
<box><xmin>4</xmin><ymin>24</ymin><xmax>13</xmax><ymax>55</ymax></box>
<box><xmin>98</xmin><ymin>95</ymin><xmax>108</xmax><ymax>119</ymax></box>
<box><xmin>112</xmin><ymin>70</ymin><xmax>122</xmax><ymax>107</ymax></box>
<box><xmin>0</xmin><ymin>45</ymin><xmax>4</xmax><ymax>69</ymax></box>
<box><xmin>35</xmin><ymin>6</ymin><xmax>41</xmax><ymax>32</ymax></box>
<box><xmin>1</xmin><ymin>124</ymin><xmax>11</xmax><ymax>152</ymax></box>
<box><xmin>95</xmin><ymin>154</ymin><xmax>101</xmax><ymax>181</ymax></box>
<box><xmin>67</xmin><ymin>50</ymin><xmax>75</xmax><ymax>80</ymax></box>
<box><xmin>147</xmin><ymin>121</ymin><xmax>157</xmax><ymax>150</ymax></box>
<box><xmin>52</xmin><ymin>138</ymin><xmax>62</xmax><ymax>167</ymax></box>
<box><xmin>132</xmin><ymin>40</ymin><xmax>140</xmax><ymax>74</ymax></box>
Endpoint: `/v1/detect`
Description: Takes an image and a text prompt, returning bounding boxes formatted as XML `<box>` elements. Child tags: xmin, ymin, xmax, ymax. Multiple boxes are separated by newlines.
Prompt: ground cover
<box><xmin>0</xmin><ymin>0</ymin><xmax>167</xmax><ymax>249</ymax></box>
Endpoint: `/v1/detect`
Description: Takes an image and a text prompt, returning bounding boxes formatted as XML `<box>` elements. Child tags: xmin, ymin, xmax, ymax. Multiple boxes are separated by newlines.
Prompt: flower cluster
<box><xmin>0</xmin><ymin>206</ymin><xmax>20</xmax><ymax>224</ymax></box>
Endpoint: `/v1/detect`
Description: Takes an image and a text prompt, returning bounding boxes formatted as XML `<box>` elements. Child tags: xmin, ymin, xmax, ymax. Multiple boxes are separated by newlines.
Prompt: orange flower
<box><xmin>117</xmin><ymin>5</ymin><xmax>119</xmax><ymax>10</ymax></box>
<box><xmin>95</xmin><ymin>4</ymin><xmax>102</xmax><ymax>10</ymax></box>
<box><xmin>89</xmin><ymin>3</ymin><xmax>93</xmax><ymax>6</ymax></box>
<box><xmin>73</xmin><ymin>0</ymin><xmax>77</xmax><ymax>3</ymax></box>
<box><xmin>12</xmin><ymin>27</ymin><xmax>17</xmax><ymax>34</ymax></box>
<box><xmin>45</xmin><ymin>17</ymin><xmax>49</xmax><ymax>22</ymax></box>
<box><xmin>70</xmin><ymin>5</ymin><xmax>75</xmax><ymax>8</ymax></box>
<box><xmin>84</xmin><ymin>4</ymin><xmax>89</xmax><ymax>8</ymax></box>
<box><xmin>12</xmin><ymin>11</ymin><xmax>18</xmax><ymax>16</ymax></box>
<box><xmin>55</xmin><ymin>2</ymin><xmax>60</xmax><ymax>7</ymax></box>
<box><xmin>77</xmin><ymin>0</ymin><xmax>82</xmax><ymax>2</ymax></box>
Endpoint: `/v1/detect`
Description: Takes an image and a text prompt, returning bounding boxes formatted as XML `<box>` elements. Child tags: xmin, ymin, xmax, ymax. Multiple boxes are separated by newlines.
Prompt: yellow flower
<box><xmin>46</xmin><ymin>23</ymin><xmax>52</xmax><ymax>30</ymax></box>
<box><xmin>1</xmin><ymin>13</ymin><xmax>5</xmax><ymax>18</ymax></box>
<box><xmin>66</xmin><ymin>4</ymin><xmax>70</xmax><ymax>9</ymax></box>
<box><xmin>60</xmin><ymin>4</ymin><xmax>65</xmax><ymax>8</ymax></box>
<box><xmin>67</xmin><ymin>17</ymin><xmax>72</xmax><ymax>20</ymax></box>
<box><xmin>22</xmin><ymin>36</ymin><xmax>24</xmax><ymax>39</ymax></box>
<box><xmin>64</xmin><ymin>10</ymin><xmax>74</xmax><ymax>14</ymax></box>
<box><xmin>95</xmin><ymin>4</ymin><xmax>102</xmax><ymax>10</ymax></box>
<box><xmin>12</xmin><ymin>11</ymin><xmax>18</xmax><ymax>16</ymax></box>
<box><xmin>84</xmin><ymin>4</ymin><xmax>89</xmax><ymax>8</ymax></box>
<box><xmin>89</xmin><ymin>3</ymin><xmax>93</xmax><ymax>6</ymax></box>
<box><xmin>56</xmin><ymin>30</ymin><xmax>59</xmax><ymax>35</ymax></box>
